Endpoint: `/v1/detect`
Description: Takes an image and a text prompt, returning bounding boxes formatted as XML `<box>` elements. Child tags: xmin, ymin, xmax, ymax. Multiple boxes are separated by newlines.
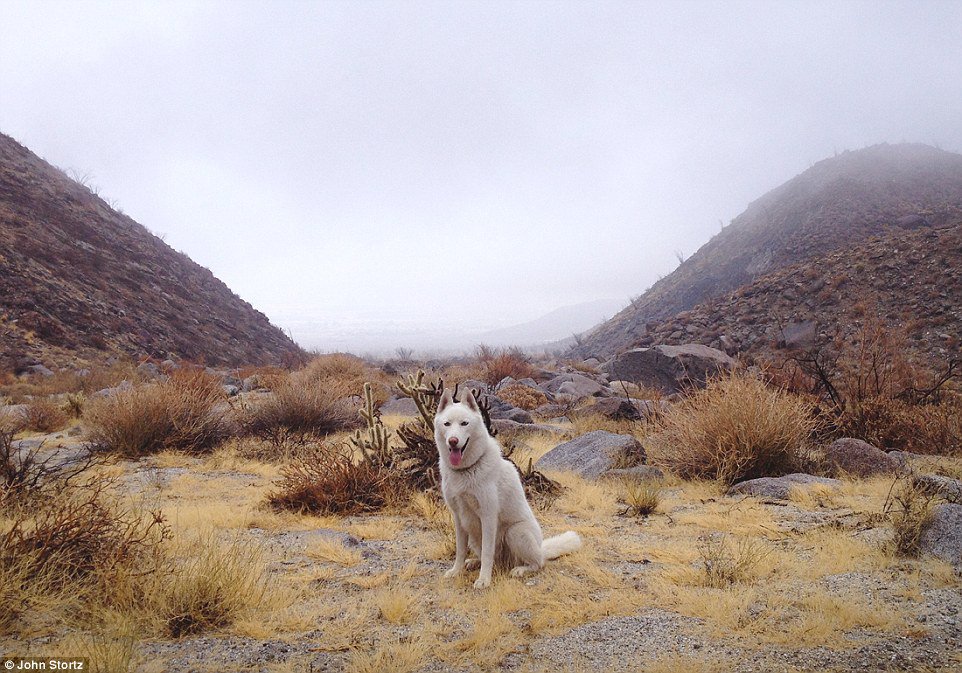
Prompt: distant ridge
<box><xmin>574</xmin><ymin>143</ymin><xmax>962</xmax><ymax>360</ymax></box>
<box><xmin>0</xmin><ymin>133</ymin><xmax>303</xmax><ymax>370</ymax></box>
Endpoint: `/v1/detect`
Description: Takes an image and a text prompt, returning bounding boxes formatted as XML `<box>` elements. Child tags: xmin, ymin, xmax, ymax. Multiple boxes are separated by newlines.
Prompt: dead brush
<box><xmin>24</xmin><ymin>397</ymin><xmax>69</xmax><ymax>432</ymax></box>
<box><xmin>84</xmin><ymin>369</ymin><xmax>231</xmax><ymax>457</ymax></box>
<box><xmin>267</xmin><ymin>443</ymin><xmax>407</xmax><ymax>515</ymax></box>
<box><xmin>63</xmin><ymin>392</ymin><xmax>86</xmax><ymax>418</ymax></box>
<box><xmin>148</xmin><ymin>532</ymin><xmax>270</xmax><ymax>638</ymax></box>
<box><xmin>697</xmin><ymin>534</ymin><xmax>770</xmax><ymax>588</ymax></box>
<box><xmin>619</xmin><ymin>479</ymin><xmax>660</xmax><ymax>517</ymax></box>
<box><xmin>476</xmin><ymin>346</ymin><xmax>534</xmax><ymax>387</ymax></box>
<box><xmin>883</xmin><ymin>477</ymin><xmax>939</xmax><ymax>557</ymax></box>
<box><xmin>647</xmin><ymin>372</ymin><xmax>817</xmax><ymax>484</ymax></box>
<box><xmin>0</xmin><ymin>451</ymin><xmax>169</xmax><ymax>636</ymax></box>
<box><xmin>242</xmin><ymin>373</ymin><xmax>359</xmax><ymax>442</ymax></box>
<box><xmin>497</xmin><ymin>383</ymin><xmax>547</xmax><ymax>410</ymax></box>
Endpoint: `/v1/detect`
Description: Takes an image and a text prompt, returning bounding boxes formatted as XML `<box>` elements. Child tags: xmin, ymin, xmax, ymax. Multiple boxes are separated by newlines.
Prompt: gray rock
<box><xmin>824</xmin><ymin>437</ymin><xmax>900</xmax><ymax>477</ymax></box>
<box><xmin>137</xmin><ymin>362</ymin><xmax>161</xmax><ymax>378</ymax></box>
<box><xmin>535</xmin><ymin>430</ymin><xmax>645</xmax><ymax>479</ymax></box>
<box><xmin>483</xmin><ymin>394</ymin><xmax>533</xmax><ymax>424</ymax></box>
<box><xmin>728</xmin><ymin>473</ymin><xmax>841</xmax><ymax>500</ymax></box>
<box><xmin>491</xmin><ymin>419</ymin><xmax>566</xmax><ymax>437</ymax></box>
<box><xmin>590</xmin><ymin>397</ymin><xmax>667</xmax><ymax>421</ymax></box>
<box><xmin>378</xmin><ymin>397</ymin><xmax>419</xmax><ymax>416</ymax></box>
<box><xmin>542</xmin><ymin>373</ymin><xmax>607</xmax><ymax>399</ymax></box>
<box><xmin>241</xmin><ymin>375</ymin><xmax>262</xmax><ymax>392</ymax></box>
<box><xmin>590</xmin><ymin>397</ymin><xmax>642</xmax><ymax>420</ymax></box>
<box><xmin>601</xmin><ymin>344</ymin><xmax>736</xmax><ymax>395</ymax></box>
<box><xmin>160</xmin><ymin>359</ymin><xmax>178</xmax><ymax>370</ymax></box>
<box><xmin>913</xmin><ymin>474</ymin><xmax>962</xmax><ymax>504</ymax></box>
<box><xmin>920</xmin><ymin>504</ymin><xmax>962</xmax><ymax>567</ymax></box>
<box><xmin>26</xmin><ymin>364</ymin><xmax>54</xmax><ymax>377</ymax></box>
<box><xmin>223</xmin><ymin>384</ymin><xmax>240</xmax><ymax>397</ymax></box>
<box><xmin>90</xmin><ymin>380</ymin><xmax>133</xmax><ymax>399</ymax></box>
<box><xmin>602</xmin><ymin>465</ymin><xmax>665</xmax><ymax>482</ymax></box>
<box><xmin>532</xmin><ymin>403</ymin><xmax>571</xmax><ymax>419</ymax></box>
<box><xmin>780</xmin><ymin>320</ymin><xmax>817</xmax><ymax>349</ymax></box>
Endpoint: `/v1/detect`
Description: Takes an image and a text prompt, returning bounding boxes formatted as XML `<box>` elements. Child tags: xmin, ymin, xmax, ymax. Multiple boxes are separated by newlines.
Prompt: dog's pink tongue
<box><xmin>449</xmin><ymin>449</ymin><xmax>462</xmax><ymax>466</ymax></box>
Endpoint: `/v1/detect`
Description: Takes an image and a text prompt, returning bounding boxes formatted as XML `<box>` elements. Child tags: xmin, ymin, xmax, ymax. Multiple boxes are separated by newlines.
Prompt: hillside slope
<box><xmin>634</xmin><ymin>221</ymin><xmax>962</xmax><ymax>367</ymax></box>
<box><xmin>577</xmin><ymin>144</ymin><xmax>962</xmax><ymax>358</ymax></box>
<box><xmin>0</xmin><ymin>134</ymin><xmax>302</xmax><ymax>369</ymax></box>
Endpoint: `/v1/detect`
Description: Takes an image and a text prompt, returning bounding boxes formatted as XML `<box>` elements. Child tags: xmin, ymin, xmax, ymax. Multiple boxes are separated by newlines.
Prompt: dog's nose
<box><xmin>448</xmin><ymin>437</ymin><xmax>459</xmax><ymax>448</ymax></box>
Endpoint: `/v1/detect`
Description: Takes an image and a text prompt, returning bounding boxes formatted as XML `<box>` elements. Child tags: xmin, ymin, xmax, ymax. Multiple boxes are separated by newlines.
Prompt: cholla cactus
<box><xmin>351</xmin><ymin>382</ymin><xmax>392</xmax><ymax>466</ymax></box>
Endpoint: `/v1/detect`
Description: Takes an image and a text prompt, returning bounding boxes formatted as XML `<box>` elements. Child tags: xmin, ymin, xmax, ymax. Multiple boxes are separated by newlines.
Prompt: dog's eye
<box><xmin>443</xmin><ymin>421</ymin><xmax>451</xmax><ymax>427</ymax></box>
<box><xmin>460</xmin><ymin>421</ymin><xmax>469</xmax><ymax>426</ymax></box>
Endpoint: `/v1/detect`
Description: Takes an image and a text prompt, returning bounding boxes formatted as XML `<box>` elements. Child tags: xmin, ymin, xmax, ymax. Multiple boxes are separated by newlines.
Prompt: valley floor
<box><xmin>5</xmin><ymin>423</ymin><xmax>961</xmax><ymax>673</ymax></box>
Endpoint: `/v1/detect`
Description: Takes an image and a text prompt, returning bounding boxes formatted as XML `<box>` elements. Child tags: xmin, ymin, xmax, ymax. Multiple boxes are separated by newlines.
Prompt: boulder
<box><xmin>542</xmin><ymin>373</ymin><xmax>607</xmax><ymax>399</ymax></box>
<box><xmin>379</xmin><ymin>396</ymin><xmax>419</xmax><ymax>417</ymax></box>
<box><xmin>601</xmin><ymin>344</ymin><xmax>736</xmax><ymax>395</ymax></box>
<box><xmin>779</xmin><ymin>321</ymin><xmax>817</xmax><ymax>350</ymax></box>
<box><xmin>535</xmin><ymin>430</ymin><xmax>645</xmax><ymax>479</ymax></box>
<box><xmin>137</xmin><ymin>362</ymin><xmax>161</xmax><ymax>378</ymax></box>
<box><xmin>920</xmin><ymin>504</ymin><xmax>962</xmax><ymax>567</ymax></box>
<box><xmin>532</xmin><ymin>403</ymin><xmax>571</xmax><ymax>419</ymax></box>
<box><xmin>728</xmin><ymin>473</ymin><xmax>841</xmax><ymax>500</ymax></box>
<box><xmin>824</xmin><ymin>438</ymin><xmax>900</xmax><ymax>477</ymax></box>
<box><xmin>602</xmin><ymin>465</ymin><xmax>664</xmax><ymax>483</ymax></box>
<box><xmin>26</xmin><ymin>364</ymin><xmax>54</xmax><ymax>377</ymax></box>
<box><xmin>590</xmin><ymin>397</ymin><xmax>667</xmax><ymax>421</ymax></box>
<box><xmin>223</xmin><ymin>384</ymin><xmax>240</xmax><ymax>397</ymax></box>
<box><xmin>491</xmin><ymin>419</ymin><xmax>566</xmax><ymax>437</ymax></box>
<box><xmin>90</xmin><ymin>380</ymin><xmax>133</xmax><ymax>399</ymax></box>
<box><xmin>913</xmin><ymin>474</ymin><xmax>962</xmax><ymax>505</ymax></box>
<box><xmin>483</xmin><ymin>395</ymin><xmax>533</xmax><ymax>424</ymax></box>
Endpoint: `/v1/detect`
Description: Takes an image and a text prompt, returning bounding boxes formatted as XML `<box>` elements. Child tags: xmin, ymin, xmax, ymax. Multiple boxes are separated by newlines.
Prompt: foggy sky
<box><xmin>2</xmin><ymin>0</ymin><xmax>961</xmax><ymax>352</ymax></box>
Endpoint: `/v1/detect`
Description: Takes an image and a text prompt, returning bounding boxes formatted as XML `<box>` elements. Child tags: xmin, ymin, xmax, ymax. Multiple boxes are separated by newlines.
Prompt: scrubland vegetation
<box><xmin>1</xmin><ymin>342</ymin><xmax>960</xmax><ymax>672</ymax></box>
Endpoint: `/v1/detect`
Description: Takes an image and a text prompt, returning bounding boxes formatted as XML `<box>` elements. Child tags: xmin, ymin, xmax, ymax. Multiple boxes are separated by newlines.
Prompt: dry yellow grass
<box><xmin>306</xmin><ymin>537</ymin><xmax>363</xmax><ymax>566</ymax></box>
<box><xmin>13</xmin><ymin>420</ymin><xmax>962</xmax><ymax>673</ymax></box>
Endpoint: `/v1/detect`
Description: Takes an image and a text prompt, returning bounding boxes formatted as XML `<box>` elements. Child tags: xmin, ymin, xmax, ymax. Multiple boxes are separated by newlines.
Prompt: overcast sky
<box><xmin>2</xmin><ymin>0</ymin><xmax>961</xmax><ymax>352</ymax></box>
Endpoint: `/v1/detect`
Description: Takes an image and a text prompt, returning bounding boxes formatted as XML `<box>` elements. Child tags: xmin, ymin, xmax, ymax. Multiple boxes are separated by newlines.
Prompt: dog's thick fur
<box><xmin>434</xmin><ymin>388</ymin><xmax>582</xmax><ymax>588</ymax></box>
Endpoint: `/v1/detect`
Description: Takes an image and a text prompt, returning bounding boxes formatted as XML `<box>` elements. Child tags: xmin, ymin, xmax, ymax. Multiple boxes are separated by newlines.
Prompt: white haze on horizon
<box><xmin>2</xmin><ymin>0</ymin><xmax>961</xmax><ymax>353</ymax></box>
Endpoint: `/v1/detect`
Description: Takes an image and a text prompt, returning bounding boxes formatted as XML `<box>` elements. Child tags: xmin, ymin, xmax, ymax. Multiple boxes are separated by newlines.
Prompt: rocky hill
<box><xmin>0</xmin><ymin>133</ymin><xmax>303</xmax><ymax>370</ymax></box>
<box><xmin>629</xmin><ymin>221</ymin><xmax>962</xmax><ymax>367</ymax></box>
<box><xmin>576</xmin><ymin>144</ymin><xmax>962</xmax><ymax>360</ymax></box>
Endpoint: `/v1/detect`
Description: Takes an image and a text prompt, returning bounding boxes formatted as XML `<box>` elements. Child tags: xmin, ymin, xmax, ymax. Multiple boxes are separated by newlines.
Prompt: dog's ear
<box><xmin>462</xmin><ymin>389</ymin><xmax>480</xmax><ymax>412</ymax></box>
<box><xmin>437</xmin><ymin>389</ymin><xmax>454</xmax><ymax>414</ymax></box>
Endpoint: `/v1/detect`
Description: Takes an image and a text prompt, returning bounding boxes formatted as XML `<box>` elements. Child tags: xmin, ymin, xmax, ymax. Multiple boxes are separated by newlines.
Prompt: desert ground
<box><xmin>2</xmin><ymin>353</ymin><xmax>961</xmax><ymax>673</ymax></box>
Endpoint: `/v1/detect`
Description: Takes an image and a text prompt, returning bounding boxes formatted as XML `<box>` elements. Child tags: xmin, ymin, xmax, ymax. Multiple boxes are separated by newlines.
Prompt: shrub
<box><xmin>498</xmin><ymin>383</ymin><xmax>547</xmax><ymax>410</ymax></box>
<box><xmin>647</xmin><ymin>373</ymin><xmax>817</xmax><ymax>484</ymax></box>
<box><xmin>267</xmin><ymin>444</ymin><xmax>407</xmax><ymax>514</ymax></box>
<box><xmin>149</xmin><ymin>533</ymin><xmax>269</xmax><ymax>638</ymax></box>
<box><xmin>619</xmin><ymin>480</ymin><xmax>660</xmax><ymax>517</ymax></box>
<box><xmin>84</xmin><ymin>369</ymin><xmax>230</xmax><ymax>457</ymax></box>
<box><xmin>0</xmin><ymin>460</ymin><xmax>168</xmax><ymax>635</ymax></box>
<box><xmin>697</xmin><ymin>534</ymin><xmax>770</xmax><ymax>588</ymax></box>
<box><xmin>884</xmin><ymin>479</ymin><xmax>938</xmax><ymax>557</ymax></box>
<box><xmin>838</xmin><ymin>396</ymin><xmax>962</xmax><ymax>455</ymax></box>
<box><xmin>480</xmin><ymin>349</ymin><xmax>534</xmax><ymax>387</ymax></box>
<box><xmin>243</xmin><ymin>374</ymin><xmax>359</xmax><ymax>441</ymax></box>
<box><xmin>24</xmin><ymin>398</ymin><xmax>69</xmax><ymax>433</ymax></box>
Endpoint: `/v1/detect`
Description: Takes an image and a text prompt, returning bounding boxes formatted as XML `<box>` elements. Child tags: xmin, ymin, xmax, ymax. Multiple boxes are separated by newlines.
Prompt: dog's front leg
<box><xmin>444</xmin><ymin>507</ymin><xmax>468</xmax><ymax>578</ymax></box>
<box><xmin>474</xmin><ymin>493</ymin><xmax>498</xmax><ymax>589</ymax></box>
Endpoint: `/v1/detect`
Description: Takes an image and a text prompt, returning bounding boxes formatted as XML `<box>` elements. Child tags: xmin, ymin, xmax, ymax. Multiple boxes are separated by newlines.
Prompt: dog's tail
<box><xmin>541</xmin><ymin>531</ymin><xmax>582</xmax><ymax>560</ymax></box>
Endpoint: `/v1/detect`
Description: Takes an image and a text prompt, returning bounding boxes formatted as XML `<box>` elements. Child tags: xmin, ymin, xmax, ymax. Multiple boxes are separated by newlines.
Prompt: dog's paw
<box><xmin>443</xmin><ymin>566</ymin><xmax>462</xmax><ymax>579</ymax></box>
<box><xmin>464</xmin><ymin>559</ymin><xmax>480</xmax><ymax>571</ymax></box>
<box><xmin>473</xmin><ymin>576</ymin><xmax>491</xmax><ymax>590</ymax></box>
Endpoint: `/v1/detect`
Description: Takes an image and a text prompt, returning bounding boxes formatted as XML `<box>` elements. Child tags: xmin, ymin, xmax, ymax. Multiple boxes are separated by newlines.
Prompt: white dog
<box><xmin>434</xmin><ymin>388</ymin><xmax>582</xmax><ymax>589</ymax></box>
